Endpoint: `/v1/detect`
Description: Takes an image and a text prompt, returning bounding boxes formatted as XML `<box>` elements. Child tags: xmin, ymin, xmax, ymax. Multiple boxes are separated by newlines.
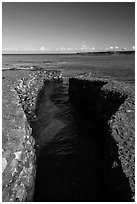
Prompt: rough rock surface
<box><xmin>2</xmin><ymin>77</ymin><xmax>36</xmax><ymax>202</ymax></box>
<box><xmin>14</xmin><ymin>70</ymin><xmax>62</xmax><ymax>122</ymax></box>
<box><xmin>104</xmin><ymin>83</ymin><xmax>135</xmax><ymax>200</ymax></box>
<box><xmin>2</xmin><ymin>69</ymin><xmax>134</xmax><ymax>201</ymax></box>
<box><xmin>2</xmin><ymin>69</ymin><xmax>63</xmax><ymax>201</ymax></box>
<box><xmin>69</xmin><ymin>76</ymin><xmax>135</xmax><ymax>201</ymax></box>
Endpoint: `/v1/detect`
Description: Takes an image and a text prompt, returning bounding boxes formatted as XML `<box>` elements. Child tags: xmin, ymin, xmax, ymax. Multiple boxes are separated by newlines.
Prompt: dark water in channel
<box><xmin>32</xmin><ymin>80</ymin><xmax>105</xmax><ymax>202</ymax></box>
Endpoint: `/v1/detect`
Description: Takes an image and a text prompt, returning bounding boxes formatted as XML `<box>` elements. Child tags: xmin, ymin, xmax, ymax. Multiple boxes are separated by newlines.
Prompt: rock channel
<box><xmin>2</xmin><ymin>70</ymin><xmax>135</xmax><ymax>201</ymax></box>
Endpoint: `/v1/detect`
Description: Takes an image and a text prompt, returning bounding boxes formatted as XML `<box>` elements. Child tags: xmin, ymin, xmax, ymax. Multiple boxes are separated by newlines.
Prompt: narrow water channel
<box><xmin>32</xmin><ymin>80</ymin><xmax>105</xmax><ymax>202</ymax></box>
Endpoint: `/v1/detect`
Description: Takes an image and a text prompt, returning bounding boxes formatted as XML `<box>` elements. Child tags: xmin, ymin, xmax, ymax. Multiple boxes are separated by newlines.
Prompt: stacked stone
<box><xmin>3</xmin><ymin>70</ymin><xmax>63</xmax><ymax>201</ymax></box>
<box><xmin>42</xmin><ymin>70</ymin><xmax>63</xmax><ymax>82</ymax></box>
<box><xmin>15</xmin><ymin>73</ymin><xmax>41</xmax><ymax>121</ymax></box>
<box><xmin>15</xmin><ymin>70</ymin><xmax>63</xmax><ymax>121</ymax></box>
<box><xmin>2</xmin><ymin>85</ymin><xmax>36</xmax><ymax>201</ymax></box>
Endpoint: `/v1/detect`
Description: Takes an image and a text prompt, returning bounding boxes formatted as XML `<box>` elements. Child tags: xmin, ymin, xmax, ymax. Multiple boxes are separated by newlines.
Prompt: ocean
<box><xmin>2</xmin><ymin>54</ymin><xmax>135</xmax><ymax>84</ymax></box>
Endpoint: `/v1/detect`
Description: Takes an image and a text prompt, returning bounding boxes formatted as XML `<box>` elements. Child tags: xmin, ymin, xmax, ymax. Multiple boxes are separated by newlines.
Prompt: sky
<box><xmin>2</xmin><ymin>2</ymin><xmax>135</xmax><ymax>53</ymax></box>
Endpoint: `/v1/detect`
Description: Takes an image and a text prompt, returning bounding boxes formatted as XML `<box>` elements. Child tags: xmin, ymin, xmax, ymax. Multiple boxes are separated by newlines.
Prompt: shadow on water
<box><xmin>31</xmin><ymin>80</ymin><xmax>133</xmax><ymax>202</ymax></box>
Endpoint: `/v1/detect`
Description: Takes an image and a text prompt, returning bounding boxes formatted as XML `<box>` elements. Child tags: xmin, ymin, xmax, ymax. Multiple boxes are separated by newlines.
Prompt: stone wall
<box><xmin>2</xmin><ymin>82</ymin><xmax>35</xmax><ymax>201</ymax></box>
<box><xmin>2</xmin><ymin>70</ymin><xmax>63</xmax><ymax>201</ymax></box>
<box><xmin>2</xmin><ymin>70</ymin><xmax>134</xmax><ymax>201</ymax></box>
<box><xmin>69</xmin><ymin>77</ymin><xmax>135</xmax><ymax>201</ymax></box>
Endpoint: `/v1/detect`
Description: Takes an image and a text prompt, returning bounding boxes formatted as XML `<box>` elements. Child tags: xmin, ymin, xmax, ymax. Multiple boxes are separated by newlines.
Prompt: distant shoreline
<box><xmin>2</xmin><ymin>51</ymin><xmax>135</xmax><ymax>55</ymax></box>
<box><xmin>76</xmin><ymin>50</ymin><xmax>135</xmax><ymax>55</ymax></box>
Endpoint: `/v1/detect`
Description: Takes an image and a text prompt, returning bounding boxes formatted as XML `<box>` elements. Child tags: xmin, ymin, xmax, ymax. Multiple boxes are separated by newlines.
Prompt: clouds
<box><xmin>56</xmin><ymin>47</ymin><xmax>75</xmax><ymax>52</ymax></box>
<box><xmin>110</xmin><ymin>46</ymin><xmax>114</xmax><ymax>50</ymax></box>
<box><xmin>23</xmin><ymin>48</ymin><xmax>37</xmax><ymax>51</ymax></box>
<box><xmin>3</xmin><ymin>43</ymin><xmax>135</xmax><ymax>54</ymax></box>
<box><xmin>3</xmin><ymin>48</ymin><xmax>18</xmax><ymax>51</ymax></box>
<box><xmin>23</xmin><ymin>46</ymin><xmax>50</xmax><ymax>52</ymax></box>
<box><xmin>39</xmin><ymin>46</ymin><xmax>52</xmax><ymax>52</ymax></box>
<box><xmin>55</xmin><ymin>47</ymin><xmax>79</xmax><ymax>52</ymax></box>
<box><xmin>3</xmin><ymin>47</ymin><xmax>36</xmax><ymax>52</ymax></box>
<box><xmin>39</xmin><ymin>46</ymin><xmax>45</xmax><ymax>51</ymax></box>
<box><xmin>2</xmin><ymin>46</ymin><xmax>52</xmax><ymax>53</ymax></box>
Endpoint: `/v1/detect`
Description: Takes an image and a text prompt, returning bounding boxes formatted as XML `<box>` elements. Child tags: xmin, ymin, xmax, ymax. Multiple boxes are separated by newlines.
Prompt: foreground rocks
<box><xmin>14</xmin><ymin>70</ymin><xmax>62</xmax><ymax>122</ymax></box>
<box><xmin>69</xmin><ymin>76</ymin><xmax>135</xmax><ymax>201</ymax></box>
<box><xmin>2</xmin><ymin>78</ymin><xmax>36</xmax><ymax>201</ymax></box>
<box><xmin>2</xmin><ymin>70</ymin><xmax>63</xmax><ymax>201</ymax></box>
<box><xmin>2</xmin><ymin>69</ymin><xmax>135</xmax><ymax>201</ymax></box>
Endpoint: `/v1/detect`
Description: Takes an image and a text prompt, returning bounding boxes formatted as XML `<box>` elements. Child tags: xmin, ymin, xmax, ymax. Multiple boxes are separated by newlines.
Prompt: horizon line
<box><xmin>2</xmin><ymin>50</ymin><xmax>135</xmax><ymax>55</ymax></box>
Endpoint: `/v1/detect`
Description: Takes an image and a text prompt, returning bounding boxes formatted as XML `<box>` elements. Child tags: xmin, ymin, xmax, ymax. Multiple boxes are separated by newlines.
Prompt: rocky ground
<box><xmin>2</xmin><ymin>69</ymin><xmax>63</xmax><ymax>201</ymax></box>
<box><xmin>2</xmin><ymin>69</ymin><xmax>135</xmax><ymax>201</ymax></box>
<box><xmin>69</xmin><ymin>75</ymin><xmax>135</xmax><ymax>200</ymax></box>
<box><xmin>2</xmin><ymin>70</ymin><xmax>36</xmax><ymax>201</ymax></box>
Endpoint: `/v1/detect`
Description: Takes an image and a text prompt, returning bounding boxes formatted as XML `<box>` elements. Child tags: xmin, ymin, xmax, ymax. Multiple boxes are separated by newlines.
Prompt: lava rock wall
<box><xmin>69</xmin><ymin>77</ymin><xmax>135</xmax><ymax>201</ymax></box>
<box><xmin>2</xmin><ymin>82</ymin><xmax>36</xmax><ymax>202</ymax></box>
<box><xmin>2</xmin><ymin>70</ymin><xmax>134</xmax><ymax>201</ymax></box>
<box><xmin>2</xmin><ymin>70</ymin><xmax>63</xmax><ymax>201</ymax></box>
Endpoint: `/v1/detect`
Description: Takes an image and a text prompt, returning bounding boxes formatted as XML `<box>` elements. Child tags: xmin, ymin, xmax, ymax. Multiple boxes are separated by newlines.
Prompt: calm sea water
<box><xmin>2</xmin><ymin>54</ymin><xmax>135</xmax><ymax>84</ymax></box>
